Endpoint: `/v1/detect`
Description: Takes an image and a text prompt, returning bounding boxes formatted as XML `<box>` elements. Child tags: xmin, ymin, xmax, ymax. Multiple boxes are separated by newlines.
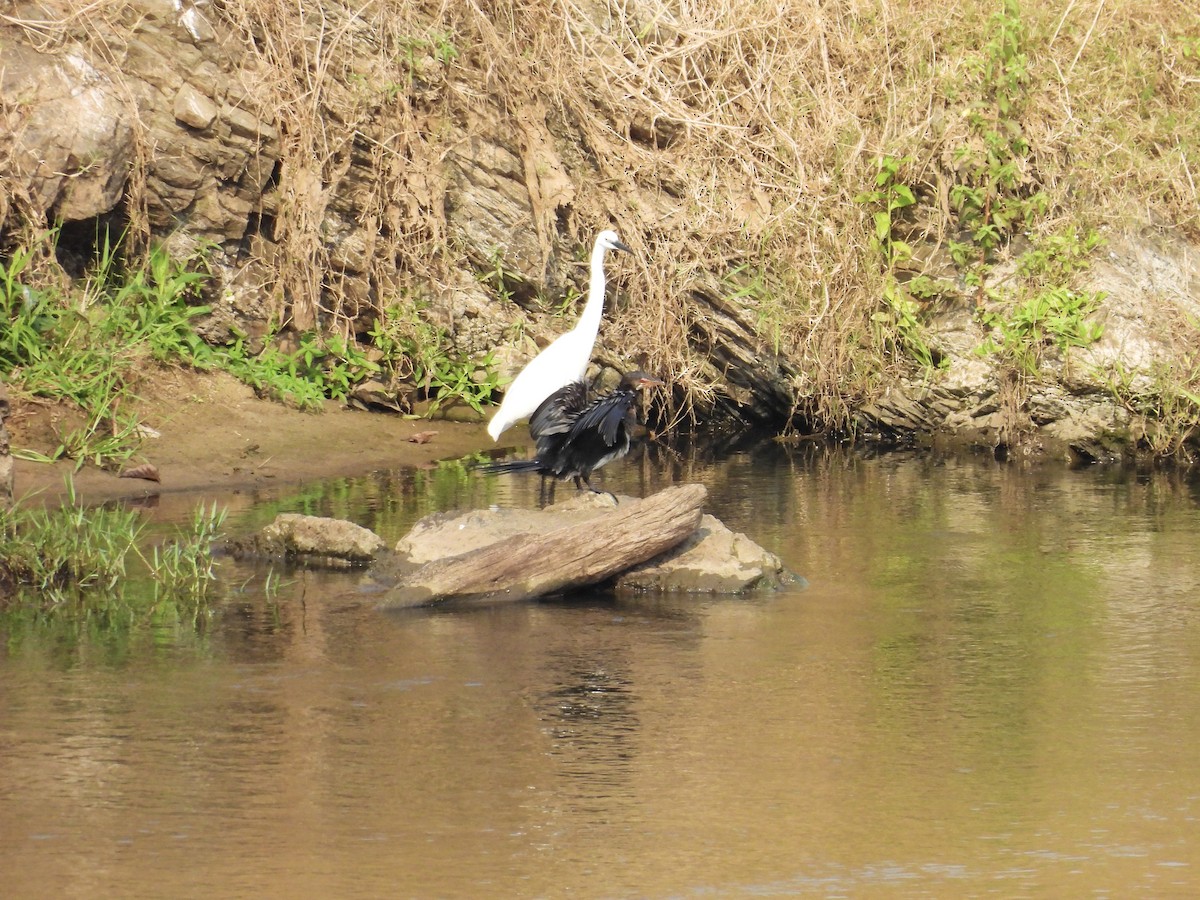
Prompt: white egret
<box><xmin>481</xmin><ymin>370</ymin><xmax>663</xmax><ymax>501</ymax></box>
<box><xmin>486</xmin><ymin>230</ymin><xmax>631</xmax><ymax>440</ymax></box>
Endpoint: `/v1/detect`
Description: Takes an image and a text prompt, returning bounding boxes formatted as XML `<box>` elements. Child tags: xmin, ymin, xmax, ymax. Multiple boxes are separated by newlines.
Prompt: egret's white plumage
<box><xmin>486</xmin><ymin>230</ymin><xmax>631</xmax><ymax>441</ymax></box>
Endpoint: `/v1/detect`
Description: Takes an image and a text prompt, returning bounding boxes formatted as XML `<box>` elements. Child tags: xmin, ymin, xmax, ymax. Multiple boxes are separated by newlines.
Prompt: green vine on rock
<box><xmin>857</xmin><ymin>155</ymin><xmax>945</xmax><ymax>369</ymax></box>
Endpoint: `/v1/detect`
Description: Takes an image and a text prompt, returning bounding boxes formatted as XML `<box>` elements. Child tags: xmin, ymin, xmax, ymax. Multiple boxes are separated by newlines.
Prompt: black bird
<box><xmin>481</xmin><ymin>370</ymin><xmax>663</xmax><ymax>501</ymax></box>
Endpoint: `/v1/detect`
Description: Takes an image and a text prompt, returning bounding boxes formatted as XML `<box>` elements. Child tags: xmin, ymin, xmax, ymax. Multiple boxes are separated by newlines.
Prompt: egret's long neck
<box><xmin>575</xmin><ymin>240</ymin><xmax>610</xmax><ymax>339</ymax></box>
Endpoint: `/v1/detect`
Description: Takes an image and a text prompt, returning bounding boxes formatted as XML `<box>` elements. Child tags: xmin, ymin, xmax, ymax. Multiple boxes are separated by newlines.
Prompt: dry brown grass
<box><xmin>464</xmin><ymin>1</ymin><xmax>1194</xmax><ymax>428</ymax></box>
<box><xmin>6</xmin><ymin>0</ymin><xmax>1200</xmax><ymax>433</ymax></box>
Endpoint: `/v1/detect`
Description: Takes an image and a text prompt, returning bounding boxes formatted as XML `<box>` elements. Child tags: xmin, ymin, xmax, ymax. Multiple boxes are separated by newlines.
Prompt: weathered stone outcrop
<box><xmin>858</xmin><ymin>226</ymin><xmax>1200</xmax><ymax>461</ymax></box>
<box><xmin>2</xmin><ymin>2</ymin><xmax>279</xmax><ymax>341</ymax></box>
<box><xmin>0</xmin><ymin>1</ymin><xmax>801</xmax><ymax>420</ymax></box>
<box><xmin>3</xmin><ymin>3</ymin><xmax>1198</xmax><ymax>456</ymax></box>
<box><xmin>2</xmin><ymin>4</ymin><xmax>277</xmax><ymax>236</ymax></box>
<box><xmin>381</xmin><ymin>483</ymin><xmax>790</xmax><ymax>608</ymax></box>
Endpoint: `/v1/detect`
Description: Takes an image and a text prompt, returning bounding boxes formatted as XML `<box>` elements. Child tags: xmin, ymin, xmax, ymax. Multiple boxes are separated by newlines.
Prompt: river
<box><xmin>3</xmin><ymin>442</ymin><xmax>1200</xmax><ymax>897</ymax></box>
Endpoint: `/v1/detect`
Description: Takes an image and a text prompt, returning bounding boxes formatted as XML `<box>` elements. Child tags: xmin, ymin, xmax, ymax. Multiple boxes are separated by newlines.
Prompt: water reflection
<box><xmin>4</xmin><ymin>445</ymin><xmax>1200</xmax><ymax>896</ymax></box>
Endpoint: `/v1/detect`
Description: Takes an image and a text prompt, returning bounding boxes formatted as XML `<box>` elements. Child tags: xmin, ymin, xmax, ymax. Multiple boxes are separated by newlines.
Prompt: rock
<box><xmin>174</xmin><ymin>83</ymin><xmax>218</xmax><ymax>130</ymax></box>
<box><xmin>853</xmin><ymin>225</ymin><xmax>1200</xmax><ymax>456</ymax></box>
<box><xmin>2</xmin><ymin>42</ymin><xmax>135</xmax><ymax>223</ymax></box>
<box><xmin>616</xmin><ymin>514</ymin><xmax>790</xmax><ymax>593</ymax></box>
<box><xmin>229</xmin><ymin>513</ymin><xmax>385</xmax><ymax>567</ymax></box>
<box><xmin>1</xmin><ymin>14</ymin><xmax>277</xmax><ymax>237</ymax></box>
<box><xmin>381</xmin><ymin>484</ymin><xmax>708</xmax><ymax>609</ymax></box>
<box><xmin>382</xmin><ymin>484</ymin><xmax>794</xmax><ymax>607</ymax></box>
<box><xmin>0</xmin><ymin>2</ymin><xmax>804</xmax><ymax>429</ymax></box>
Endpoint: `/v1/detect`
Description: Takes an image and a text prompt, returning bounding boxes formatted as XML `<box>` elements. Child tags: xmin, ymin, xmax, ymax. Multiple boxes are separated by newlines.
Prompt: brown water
<box><xmin>4</xmin><ymin>445</ymin><xmax>1200</xmax><ymax>897</ymax></box>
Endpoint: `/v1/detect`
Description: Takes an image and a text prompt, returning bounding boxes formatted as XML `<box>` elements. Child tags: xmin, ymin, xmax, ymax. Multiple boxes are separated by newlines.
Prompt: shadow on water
<box><xmin>6</xmin><ymin>439</ymin><xmax>1200</xmax><ymax>896</ymax></box>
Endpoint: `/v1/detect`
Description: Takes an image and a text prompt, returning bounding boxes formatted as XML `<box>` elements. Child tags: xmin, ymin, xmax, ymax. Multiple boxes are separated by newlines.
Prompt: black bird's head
<box><xmin>619</xmin><ymin>370</ymin><xmax>665</xmax><ymax>391</ymax></box>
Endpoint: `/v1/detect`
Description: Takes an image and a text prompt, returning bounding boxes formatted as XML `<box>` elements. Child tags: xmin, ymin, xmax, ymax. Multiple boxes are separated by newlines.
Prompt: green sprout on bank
<box><xmin>368</xmin><ymin>300</ymin><xmax>503</xmax><ymax>415</ymax></box>
<box><xmin>977</xmin><ymin>286</ymin><xmax>1106</xmax><ymax>374</ymax></box>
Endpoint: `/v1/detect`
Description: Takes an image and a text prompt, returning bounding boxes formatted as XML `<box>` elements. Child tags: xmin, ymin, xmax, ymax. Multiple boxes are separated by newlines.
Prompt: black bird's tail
<box><xmin>477</xmin><ymin>458</ymin><xmax>544</xmax><ymax>476</ymax></box>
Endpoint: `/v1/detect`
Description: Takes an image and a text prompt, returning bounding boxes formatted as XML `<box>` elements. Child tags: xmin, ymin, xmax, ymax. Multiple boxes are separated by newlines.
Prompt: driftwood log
<box><xmin>379</xmin><ymin>483</ymin><xmax>707</xmax><ymax>610</ymax></box>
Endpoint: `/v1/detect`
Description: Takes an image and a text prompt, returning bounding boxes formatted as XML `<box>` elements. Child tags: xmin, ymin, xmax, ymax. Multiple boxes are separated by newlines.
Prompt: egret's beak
<box><xmin>612</xmin><ymin>239</ymin><xmax>633</xmax><ymax>254</ymax></box>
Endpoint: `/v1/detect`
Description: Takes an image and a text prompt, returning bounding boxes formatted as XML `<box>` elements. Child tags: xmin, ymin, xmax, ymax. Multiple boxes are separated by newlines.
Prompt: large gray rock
<box><xmin>387</xmin><ymin>485</ymin><xmax>790</xmax><ymax>606</ymax></box>
<box><xmin>616</xmin><ymin>513</ymin><xmax>790</xmax><ymax>593</ymax></box>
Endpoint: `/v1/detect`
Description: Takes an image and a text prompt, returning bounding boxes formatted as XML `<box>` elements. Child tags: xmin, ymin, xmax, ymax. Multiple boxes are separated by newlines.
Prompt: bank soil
<box><xmin>6</xmin><ymin>369</ymin><xmax>500</xmax><ymax>505</ymax></box>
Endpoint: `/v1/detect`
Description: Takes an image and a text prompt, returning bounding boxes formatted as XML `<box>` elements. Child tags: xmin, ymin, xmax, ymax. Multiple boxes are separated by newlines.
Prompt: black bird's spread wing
<box><xmin>528</xmin><ymin>381</ymin><xmax>587</xmax><ymax>446</ymax></box>
<box><xmin>567</xmin><ymin>388</ymin><xmax>635</xmax><ymax>449</ymax></box>
<box><xmin>482</xmin><ymin>372</ymin><xmax>654</xmax><ymax>490</ymax></box>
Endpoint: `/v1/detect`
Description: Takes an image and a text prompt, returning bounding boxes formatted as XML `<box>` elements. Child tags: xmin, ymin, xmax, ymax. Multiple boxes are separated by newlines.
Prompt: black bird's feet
<box><xmin>574</xmin><ymin>475</ymin><xmax>618</xmax><ymax>504</ymax></box>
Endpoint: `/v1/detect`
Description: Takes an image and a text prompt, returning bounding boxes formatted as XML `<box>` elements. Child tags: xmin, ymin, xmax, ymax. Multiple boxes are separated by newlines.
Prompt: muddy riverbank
<box><xmin>6</xmin><ymin>369</ymin><xmax>505</xmax><ymax>506</ymax></box>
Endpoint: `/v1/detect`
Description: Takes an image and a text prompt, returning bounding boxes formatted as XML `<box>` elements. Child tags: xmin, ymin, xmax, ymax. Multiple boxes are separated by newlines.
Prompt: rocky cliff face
<box><xmin>1</xmin><ymin>1</ymin><xmax>803</xmax><ymax>424</ymax></box>
<box><xmin>2</xmin><ymin>1</ymin><xmax>1198</xmax><ymax>459</ymax></box>
<box><xmin>862</xmin><ymin>227</ymin><xmax>1200</xmax><ymax>461</ymax></box>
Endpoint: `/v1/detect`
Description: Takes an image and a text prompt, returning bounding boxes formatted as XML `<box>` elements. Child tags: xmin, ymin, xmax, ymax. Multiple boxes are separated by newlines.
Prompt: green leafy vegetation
<box><xmin>221</xmin><ymin>327</ymin><xmax>382</xmax><ymax>410</ymax></box>
<box><xmin>856</xmin><ymin>155</ymin><xmax>944</xmax><ymax>370</ymax></box>
<box><xmin>0</xmin><ymin>228</ymin><xmax>500</xmax><ymax>468</ymax></box>
<box><xmin>1106</xmin><ymin>360</ymin><xmax>1200</xmax><ymax>459</ymax></box>
<box><xmin>857</xmin><ymin>4</ymin><xmax>1107</xmax><ymax>388</ymax></box>
<box><xmin>948</xmin><ymin>0</ymin><xmax>1047</xmax><ymax>276</ymax></box>
<box><xmin>368</xmin><ymin>299</ymin><xmax>504</xmax><ymax>415</ymax></box>
<box><xmin>144</xmin><ymin>503</ymin><xmax>227</xmax><ymax>607</ymax></box>
<box><xmin>1</xmin><ymin>230</ymin><xmax>211</xmax><ymax>469</ymax></box>
<box><xmin>978</xmin><ymin>286</ymin><xmax>1105</xmax><ymax>375</ymax></box>
<box><xmin>973</xmin><ymin>225</ymin><xmax>1107</xmax><ymax>376</ymax></box>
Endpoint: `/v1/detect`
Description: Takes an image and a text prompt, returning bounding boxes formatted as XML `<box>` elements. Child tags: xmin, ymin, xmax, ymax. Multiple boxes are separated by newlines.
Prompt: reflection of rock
<box><xmin>229</xmin><ymin>513</ymin><xmax>385</xmax><ymax>567</ymax></box>
<box><xmin>383</xmin><ymin>484</ymin><xmax>791</xmax><ymax>609</ymax></box>
<box><xmin>617</xmin><ymin>514</ymin><xmax>792</xmax><ymax>593</ymax></box>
